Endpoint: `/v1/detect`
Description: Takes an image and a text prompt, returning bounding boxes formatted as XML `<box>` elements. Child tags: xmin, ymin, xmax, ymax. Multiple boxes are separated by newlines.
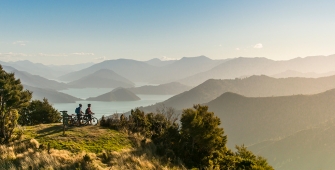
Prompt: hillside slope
<box><xmin>206</xmin><ymin>89</ymin><xmax>335</xmax><ymax>148</ymax></box>
<box><xmin>249</xmin><ymin>120</ymin><xmax>335</xmax><ymax>170</ymax></box>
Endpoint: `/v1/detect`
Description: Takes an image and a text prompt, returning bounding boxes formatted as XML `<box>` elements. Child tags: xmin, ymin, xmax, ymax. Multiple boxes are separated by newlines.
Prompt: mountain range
<box><xmin>138</xmin><ymin>75</ymin><xmax>335</xmax><ymax>112</ymax></box>
<box><xmin>2</xmin><ymin>65</ymin><xmax>68</xmax><ymax>90</ymax></box>
<box><xmin>179</xmin><ymin>55</ymin><xmax>335</xmax><ymax>86</ymax></box>
<box><xmin>127</xmin><ymin>82</ymin><xmax>191</xmax><ymax>95</ymax></box>
<box><xmin>67</xmin><ymin>69</ymin><xmax>135</xmax><ymax>88</ymax></box>
<box><xmin>24</xmin><ymin>85</ymin><xmax>80</xmax><ymax>103</ymax></box>
<box><xmin>0</xmin><ymin>60</ymin><xmax>93</xmax><ymax>79</ymax></box>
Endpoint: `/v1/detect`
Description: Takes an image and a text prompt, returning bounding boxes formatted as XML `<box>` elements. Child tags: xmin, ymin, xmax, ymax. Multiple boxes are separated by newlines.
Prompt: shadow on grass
<box><xmin>35</xmin><ymin>124</ymin><xmax>66</xmax><ymax>138</ymax></box>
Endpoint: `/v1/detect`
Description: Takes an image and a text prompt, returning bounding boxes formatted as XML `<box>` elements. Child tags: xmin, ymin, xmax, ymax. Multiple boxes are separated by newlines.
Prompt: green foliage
<box><xmin>179</xmin><ymin>104</ymin><xmax>227</xmax><ymax>168</ymax></box>
<box><xmin>19</xmin><ymin>98</ymin><xmax>61</xmax><ymax>126</ymax></box>
<box><xmin>100</xmin><ymin>105</ymin><xmax>273</xmax><ymax>169</ymax></box>
<box><xmin>0</xmin><ymin>65</ymin><xmax>32</xmax><ymax>143</ymax></box>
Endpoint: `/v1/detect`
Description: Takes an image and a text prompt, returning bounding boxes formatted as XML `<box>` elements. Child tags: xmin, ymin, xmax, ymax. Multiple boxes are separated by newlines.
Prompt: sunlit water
<box><xmin>53</xmin><ymin>88</ymin><xmax>172</xmax><ymax>119</ymax></box>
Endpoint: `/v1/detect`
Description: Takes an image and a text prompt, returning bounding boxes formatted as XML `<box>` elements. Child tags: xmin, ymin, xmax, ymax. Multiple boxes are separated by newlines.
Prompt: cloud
<box><xmin>254</xmin><ymin>43</ymin><xmax>263</xmax><ymax>49</ymax></box>
<box><xmin>235</xmin><ymin>48</ymin><xmax>240</xmax><ymax>51</ymax></box>
<box><xmin>161</xmin><ymin>56</ymin><xmax>179</xmax><ymax>61</ymax></box>
<box><xmin>94</xmin><ymin>56</ymin><xmax>106</xmax><ymax>61</ymax></box>
<box><xmin>12</xmin><ymin>41</ymin><xmax>28</xmax><ymax>46</ymax></box>
<box><xmin>38</xmin><ymin>53</ymin><xmax>68</xmax><ymax>57</ymax></box>
<box><xmin>0</xmin><ymin>52</ymin><xmax>32</xmax><ymax>57</ymax></box>
<box><xmin>72</xmin><ymin>52</ymin><xmax>95</xmax><ymax>56</ymax></box>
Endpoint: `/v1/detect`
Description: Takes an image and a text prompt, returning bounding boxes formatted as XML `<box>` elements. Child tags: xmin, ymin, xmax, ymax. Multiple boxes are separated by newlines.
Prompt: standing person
<box><xmin>75</xmin><ymin>104</ymin><xmax>84</xmax><ymax>124</ymax></box>
<box><xmin>85</xmin><ymin>104</ymin><xmax>93</xmax><ymax>125</ymax></box>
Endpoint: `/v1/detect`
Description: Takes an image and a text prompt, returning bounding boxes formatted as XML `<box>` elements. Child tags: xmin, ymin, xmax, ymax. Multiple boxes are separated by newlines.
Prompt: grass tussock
<box><xmin>0</xmin><ymin>124</ymin><xmax>185</xmax><ymax>170</ymax></box>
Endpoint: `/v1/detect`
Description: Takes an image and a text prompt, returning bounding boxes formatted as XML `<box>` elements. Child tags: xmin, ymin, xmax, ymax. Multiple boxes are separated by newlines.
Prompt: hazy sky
<box><xmin>1</xmin><ymin>0</ymin><xmax>334</xmax><ymax>65</ymax></box>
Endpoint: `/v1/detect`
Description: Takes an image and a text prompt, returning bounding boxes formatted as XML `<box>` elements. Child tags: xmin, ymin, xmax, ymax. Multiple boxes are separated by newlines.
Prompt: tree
<box><xmin>179</xmin><ymin>104</ymin><xmax>227</xmax><ymax>168</ymax></box>
<box><xmin>179</xmin><ymin>104</ymin><xmax>273</xmax><ymax>169</ymax></box>
<box><xmin>0</xmin><ymin>65</ymin><xmax>32</xmax><ymax>143</ymax></box>
<box><xmin>19</xmin><ymin>98</ymin><xmax>61</xmax><ymax>126</ymax></box>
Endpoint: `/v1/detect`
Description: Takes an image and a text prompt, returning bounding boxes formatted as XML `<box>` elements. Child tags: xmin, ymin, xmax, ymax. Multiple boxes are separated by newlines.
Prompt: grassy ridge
<box><xmin>23</xmin><ymin>123</ymin><xmax>132</xmax><ymax>153</ymax></box>
<box><xmin>1</xmin><ymin>123</ymin><xmax>184</xmax><ymax>169</ymax></box>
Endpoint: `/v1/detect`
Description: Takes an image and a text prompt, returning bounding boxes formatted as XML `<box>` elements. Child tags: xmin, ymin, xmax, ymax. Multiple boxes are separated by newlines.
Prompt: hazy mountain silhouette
<box><xmin>67</xmin><ymin>69</ymin><xmax>135</xmax><ymax>88</ymax></box>
<box><xmin>86</xmin><ymin>87</ymin><xmax>140</xmax><ymax>101</ymax></box>
<box><xmin>144</xmin><ymin>58</ymin><xmax>176</xmax><ymax>67</ymax></box>
<box><xmin>139</xmin><ymin>75</ymin><xmax>335</xmax><ymax>112</ymax></box>
<box><xmin>148</xmin><ymin>56</ymin><xmax>227</xmax><ymax>84</ymax></box>
<box><xmin>0</xmin><ymin>60</ymin><xmax>93</xmax><ymax>79</ymax></box>
<box><xmin>2</xmin><ymin>65</ymin><xmax>68</xmax><ymax>90</ymax></box>
<box><xmin>127</xmin><ymin>82</ymin><xmax>191</xmax><ymax>95</ymax></box>
<box><xmin>24</xmin><ymin>85</ymin><xmax>80</xmax><ymax>103</ymax></box>
<box><xmin>58</xmin><ymin>56</ymin><xmax>227</xmax><ymax>84</ymax></box>
<box><xmin>58</xmin><ymin>59</ymin><xmax>158</xmax><ymax>82</ymax></box>
<box><xmin>272</xmin><ymin>70</ymin><xmax>335</xmax><ymax>78</ymax></box>
<box><xmin>206</xmin><ymin>89</ymin><xmax>335</xmax><ymax>148</ymax></box>
<box><xmin>179</xmin><ymin>55</ymin><xmax>335</xmax><ymax>86</ymax></box>
<box><xmin>249</xmin><ymin>120</ymin><xmax>335</xmax><ymax>170</ymax></box>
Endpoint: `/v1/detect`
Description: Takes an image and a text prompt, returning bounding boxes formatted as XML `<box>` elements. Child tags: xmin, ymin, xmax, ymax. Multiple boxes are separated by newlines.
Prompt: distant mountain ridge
<box><xmin>67</xmin><ymin>69</ymin><xmax>135</xmax><ymax>88</ymax></box>
<box><xmin>138</xmin><ymin>75</ymin><xmax>335</xmax><ymax>112</ymax></box>
<box><xmin>127</xmin><ymin>82</ymin><xmax>191</xmax><ymax>95</ymax></box>
<box><xmin>58</xmin><ymin>56</ymin><xmax>227</xmax><ymax>85</ymax></box>
<box><xmin>144</xmin><ymin>58</ymin><xmax>176</xmax><ymax>67</ymax></box>
<box><xmin>24</xmin><ymin>85</ymin><xmax>80</xmax><ymax>103</ymax></box>
<box><xmin>0</xmin><ymin>60</ymin><xmax>93</xmax><ymax>79</ymax></box>
<box><xmin>2</xmin><ymin>65</ymin><xmax>68</xmax><ymax>90</ymax></box>
<box><xmin>59</xmin><ymin>59</ymin><xmax>157</xmax><ymax>82</ymax></box>
<box><xmin>86</xmin><ymin>87</ymin><xmax>140</xmax><ymax>101</ymax></box>
<box><xmin>179</xmin><ymin>55</ymin><xmax>335</xmax><ymax>86</ymax></box>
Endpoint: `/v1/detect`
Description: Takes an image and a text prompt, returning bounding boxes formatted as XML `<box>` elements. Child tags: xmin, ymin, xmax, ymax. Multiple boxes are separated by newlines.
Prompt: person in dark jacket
<box><xmin>85</xmin><ymin>103</ymin><xmax>93</xmax><ymax>124</ymax></box>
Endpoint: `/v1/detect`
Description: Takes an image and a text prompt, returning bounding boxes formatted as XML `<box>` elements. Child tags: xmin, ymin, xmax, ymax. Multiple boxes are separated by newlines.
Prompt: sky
<box><xmin>1</xmin><ymin>0</ymin><xmax>335</xmax><ymax>65</ymax></box>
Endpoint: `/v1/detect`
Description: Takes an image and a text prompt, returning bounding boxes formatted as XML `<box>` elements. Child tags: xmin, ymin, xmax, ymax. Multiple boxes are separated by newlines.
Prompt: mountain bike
<box><xmin>82</xmin><ymin>113</ymin><xmax>99</xmax><ymax>126</ymax></box>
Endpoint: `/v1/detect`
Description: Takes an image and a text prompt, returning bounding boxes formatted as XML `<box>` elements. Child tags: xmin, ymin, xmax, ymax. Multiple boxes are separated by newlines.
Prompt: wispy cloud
<box><xmin>12</xmin><ymin>41</ymin><xmax>28</xmax><ymax>46</ymax></box>
<box><xmin>94</xmin><ymin>56</ymin><xmax>106</xmax><ymax>61</ymax></box>
<box><xmin>161</xmin><ymin>56</ymin><xmax>179</xmax><ymax>61</ymax></box>
<box><xmin>0</xmin><ymin>52</ymin><xmax>32</xmax><ymax>57</ymax></box>
<box><xmin>254</xmin><ymin>43</ymin><xmax>263</xmax><ymax>49</ymax></box>
<box><xmin>38</xmin><ymin>53</ymin><xmax>68</xmax><ymax>57</ymax></box>
<box><xmin>72</xmin><ymin>52</ymin><xmax>95</xmax><ymax>56</ymax></box>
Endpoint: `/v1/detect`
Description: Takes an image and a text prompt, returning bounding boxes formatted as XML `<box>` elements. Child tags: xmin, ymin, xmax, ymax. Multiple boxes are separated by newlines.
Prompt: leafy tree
<box><xmin>0</xmin><ymin>65</ymin><xmax>32</xmax><ymax>143</ymax></box>
<box><xmin>179</xmin><ymin>104</ymin><xmax>227</xmax><ymax>168</ymax></box>
<box><xmin>19</xmin><ymin>98</ymin><xmax>61</xmax><ymax>126</ymax></box>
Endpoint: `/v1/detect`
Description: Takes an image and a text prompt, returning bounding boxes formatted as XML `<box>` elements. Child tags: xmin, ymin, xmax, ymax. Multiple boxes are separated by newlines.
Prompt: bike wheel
<box><xmin>91</xmin><ymin>117</ymin><xmax>99</xmax><ymax>125</ymax></box>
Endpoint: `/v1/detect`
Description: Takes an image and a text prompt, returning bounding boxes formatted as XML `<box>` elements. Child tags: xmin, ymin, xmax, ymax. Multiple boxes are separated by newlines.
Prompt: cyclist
<box><xmin>75</xmin><ymin>104</ymin><xmax>84</xmax><ymax>124</ymax></box>
<box><xmin>85</xmin><ymin>104</ymin><xmax>93</xmax><ymax>125</ymax></box>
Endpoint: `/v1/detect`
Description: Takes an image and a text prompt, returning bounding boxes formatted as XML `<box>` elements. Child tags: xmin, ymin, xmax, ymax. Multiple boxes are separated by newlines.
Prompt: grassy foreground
<box><xmin>24</xmin><ymin>123</ymin><xmax>132</xmax><ymax>153</ymax></box>
<box><xmin>0</xmin><ymin>123</ymin><xmax>185</xmax><ymax>170</ymax></box>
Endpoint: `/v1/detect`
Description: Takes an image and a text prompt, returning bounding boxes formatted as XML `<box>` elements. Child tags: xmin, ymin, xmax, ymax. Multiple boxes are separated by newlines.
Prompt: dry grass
<box><xmin>0</xmin><ymin>124</ymin><xmax>185</xmax><ymax>170</ymax></box>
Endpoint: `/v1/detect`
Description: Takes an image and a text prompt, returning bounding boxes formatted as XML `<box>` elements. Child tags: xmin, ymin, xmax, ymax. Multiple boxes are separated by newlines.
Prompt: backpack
<box><xmin>75</xmin><ymin>107</ymin><xmax>80</xmax><ymax>114</ymax></box>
